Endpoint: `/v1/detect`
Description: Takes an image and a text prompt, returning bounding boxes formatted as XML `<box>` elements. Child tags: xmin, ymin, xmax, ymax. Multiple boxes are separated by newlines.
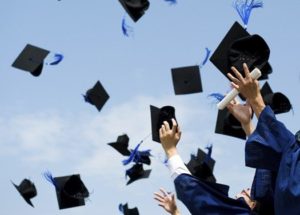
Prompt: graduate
<box><xmin>158</xmin><ymin>118</ymin><xmax>258</xmax><ymax>214</ymax></box>
<box><xmin>227</xmin><ymin>63</ymin><xmax>300</xmax><ymax>215</ymax></box>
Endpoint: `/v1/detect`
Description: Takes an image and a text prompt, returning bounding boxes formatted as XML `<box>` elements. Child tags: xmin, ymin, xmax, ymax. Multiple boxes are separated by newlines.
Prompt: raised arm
<box><xmin>227</xmin><ymin>63</ymin><xmax>266</xmax><ymax>119</ymax></box>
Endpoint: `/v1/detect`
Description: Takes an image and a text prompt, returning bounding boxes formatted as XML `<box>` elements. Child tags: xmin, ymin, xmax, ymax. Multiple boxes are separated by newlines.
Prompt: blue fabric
<box><xmin>246</xmin><ymin>106</ymin><xmax>300</xmax><ymax>215</ymax></box>
<box><xmin>174</xmin><ymin>174</ymin><xmax>252</xmax><ymax>215</ymax></box>
<box><xmin>251</xmin><ymin>169</ymin><xmax>276</xmax><ymax>214</ymax></box>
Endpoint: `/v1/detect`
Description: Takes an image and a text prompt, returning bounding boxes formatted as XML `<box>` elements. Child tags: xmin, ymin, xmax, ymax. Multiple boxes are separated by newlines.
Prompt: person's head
<box><xmin>236</xmin><ymin>188</ymin><xmax>257</xmax><ymax>210</ymax></box>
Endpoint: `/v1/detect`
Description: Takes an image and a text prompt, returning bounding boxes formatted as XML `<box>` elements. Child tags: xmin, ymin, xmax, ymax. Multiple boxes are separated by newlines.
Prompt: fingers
<box><xmin>163</xmin><ymin>121</ymin><xmax>170</xmax><ymax>131</ymax></box>
<box><xmin>227</xmin><ymin>72</ymin><xmax>240</xmax><ymax>84</ymax></box>
<box><xmin>160</xmin><ymin>188</ymin><xmax>167</xmax><ymax>196</ymax></box>
<box><xmin>171</xmin><ymin>118</ymin><xmax>177</xmax><ymax>133</ymax></box>
<box><xmin>231</xmin><ymin>66</ymin><xmax>244</xmax><ymax>82</ymax></box>
<box><xmin>243</xmin><ymin>63</ymin><xmax>251</xmax><ymax>78</ymax></box>
<box><xmin>230</xmin><ymin>82</ymin><xmax>239</xmax><ymax>90</ymax></box>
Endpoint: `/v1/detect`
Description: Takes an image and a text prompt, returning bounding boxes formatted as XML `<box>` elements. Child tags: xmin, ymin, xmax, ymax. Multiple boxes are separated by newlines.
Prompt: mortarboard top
<box><xmin>215</xmin><ymin>108</ymin><xmax>246</xmax><ymax>140</ymax></box>
<box><xmin>84</xmin><ymin>81</ymin><xmax>109</xmax><ymax>112</ymax></box>
<box><xmin>171</xmin><ymin>65</ymin><xmax>203</xmax><ymax>95</ymax></box>
<box><xmin>12</xmin><ymin>44</ymin><xmax>50</xmax><ymax>77</ymax></box>
<box><xmin>260</xmin><ymin>82</ymin><xmax>292</xmax><ymax>114</ymax></box>
<box><xmin>119</xmin><ymin>203</ymin><xmax>140</xmax><ymax>215</ymax></box>
<box><xmin>210</xmin><ymin>21</ymin><xmax>271</xmax><ymax>81</ymax></box>
<box><xmin>53</xmin><ymin>174</ymin><xmax>89</xmax><ymax>210</ymax></box>
<box><xmin>12</xmin><ymin>179</ymin><xmax>37</xmax><ymax>207</ymax></box>
<box><xmin>150</xmin><ymin>105</ymin><xmax>176</xmax><ymax>143</ymax></box>
<box><xmin>126</xmin><ymin>163</ymin><xmax>151</xmax><ymax>185</ymax></box>
<box><xmin>108</xmin><ymin>134</ymin><xmax>131</xmax><ymax>156</ymax></box>
<box><xmin>119</xmin><ymin>0</ymin><xmax>150</xmax><ymax>22</ymax></box>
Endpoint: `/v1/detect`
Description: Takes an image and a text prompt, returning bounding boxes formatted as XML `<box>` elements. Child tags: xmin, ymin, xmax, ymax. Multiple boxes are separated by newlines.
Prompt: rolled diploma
<box><xmin>217</xmin><ymin>68</ymin><xmax>262</xmax><ymax>110</ymax></box>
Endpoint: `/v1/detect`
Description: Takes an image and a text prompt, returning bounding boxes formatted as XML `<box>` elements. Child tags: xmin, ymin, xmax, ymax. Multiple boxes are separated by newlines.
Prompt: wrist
<box><xmin>172</xmin><ymin>209</ymin><xmax>180</xmax><ymax>215</ymax></box>
<box><xmin>241</xmin><ymin>121</ymin><xmax>254</xmax><ymax>137</ymax></box>
<box><xmin>164</xmin><ymin>147</ymin><xmax>178</xmax><ymax>159</ymax></box>
<box><xmin>249</xmin><ymin>95</ymin><xmax>266</xmax><ymax>118</ymax></box>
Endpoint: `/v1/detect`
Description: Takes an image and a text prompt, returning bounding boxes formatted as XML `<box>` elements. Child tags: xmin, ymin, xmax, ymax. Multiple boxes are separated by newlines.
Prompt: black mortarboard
<box><xmin>171</xmin><ymin>65</ymin><xmax>203</xmax><ymax>95</ymax></box>
<box><xmin>108</xmin><ymin>134</ymin><xmax>131</xmax><ymax>156</ymax></box>
<box><xmin>54</xmin><ymin>174</ymin><xmax>89</xmax><ymax>209</ymax></box>
<box><xmin>260</xmin><ymin>82</ymin><xmax>292</xmax><ymax>114</ymax></box>
<box><xmin>12</xmin><ymin>44</ymin><xmax>50</xmax><ymax>77</ymax></box>
<box><xmin>12</xmin><ymin>179</ymin><xmax>37</xmax><ymax>207</ymax></box>
<box><xmin>215</xmin><ymin>108</ymin><xmax>246</xmax><ymax>140</ymax></box>
<box><xmin>84</xmin><ymin>81</ymin><xmax>109</xmax><ymax>112</ymax></box>
<box><xmin>210</xmin><ymin>22</ymin><xmax>271</xmax><ymax>81</ymax></box>
<box><xmin>119</xmin><ymin>0</ymin><xmax>150</xmax><ymax>22</ymax></box>
<box><xmin>126</xmin><ymin>163</ymin><xmax>151</xmax><ymax>185</ymax></box>
<box><xmin>150</xmin><ymin>105</ymin><xmax>176</xmax><ymax>143</ymax></box>
<box><xmin>119</xmin><ymin>203</ymin><xmax>140</xmax><ymax>215</ymax></box>
<box><xmin>186</xmin><ymin>148</ymin><xmax>216</xmax><ymax>183</ymax></box>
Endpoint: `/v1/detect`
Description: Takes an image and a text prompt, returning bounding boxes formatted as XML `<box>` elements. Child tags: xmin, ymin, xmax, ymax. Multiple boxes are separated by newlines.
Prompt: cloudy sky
<box><xmin>1</xmin><ymin>0</ymin><xmax>300</xmax><ymax>214</ymax></box>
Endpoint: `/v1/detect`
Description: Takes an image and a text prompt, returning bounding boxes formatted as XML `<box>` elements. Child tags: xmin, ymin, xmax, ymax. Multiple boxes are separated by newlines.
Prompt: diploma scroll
<box><xmin>217</xmin><ymin>68</ymin><xmax>262</xmax><ymax>110</ymax></box>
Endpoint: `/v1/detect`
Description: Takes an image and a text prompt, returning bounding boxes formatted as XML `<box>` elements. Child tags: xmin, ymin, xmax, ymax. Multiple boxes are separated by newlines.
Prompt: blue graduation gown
<box><xmin>174</xmin><ymin>173</ymin><xmax>252</xmax><ymax>215</ymax></box>
<box><xmin>246</xmin><ymin>106</ymin><xmax>300</xmax><ymax>215</ymax></box>
<box><xmin>251</xmin><ymin>169</ymin><xmax>276</xmax><ymax>214</ymax></box>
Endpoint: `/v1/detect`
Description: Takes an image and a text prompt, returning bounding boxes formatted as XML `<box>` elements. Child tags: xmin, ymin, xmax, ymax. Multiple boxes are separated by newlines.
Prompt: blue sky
<box><xmin>0</xmin><ymin>0</ymin><xmax>300</xmax><ymax>214</ymax></box>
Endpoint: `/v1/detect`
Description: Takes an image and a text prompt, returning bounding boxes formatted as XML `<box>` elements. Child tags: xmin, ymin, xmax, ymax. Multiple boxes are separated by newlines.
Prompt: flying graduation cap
<box><xmin>108</xmin><ymin>134</ymin><xmax>131</xmax><ymax>156</ymax></box>
<box><xmin>119</xmin><ymin>203</ymin><xmax>140</xmax><ymax>215</ymax></box>
<box><xmin>119</xmin><ymin>0</ymin><xmax>150</xmax><ymax>22</ymax></box>
<box><xmin>12</xmin><ymin>44</ymin><xmax>63</xmax><ymax>77</ymax></box>
<box><xmin>44</xmin><ymin>172</ymin><xmax>89</xmax><ymax>210</ymax></box>
<box><xmin>125</xmin><ymin>163</ymin><xmax>151</xmax><ymax>185</ymax></box>
<box><xmin>186</xmin><ymin>147</ymin><xmax>216</xmax><ymax>183</ymax></box>
<box><xmin>12</xmin><ymin>44</ymin><xmax>50</xmax><ymax>77</ymax></box>
<box><xmin>210</xmin><ymin>21</ymin><xmax>272</xmax><ymax>81</ymax></box>
<box><xmin>83</xmin><ymin>80</ymin><xmax>109</xmax><ymax>112</ymax></box>
<box><xmin>108</xmin><ymin>134</ymin><xmax>152</xmax><ymax>165</ymax></box>
<box><xmin>12</xmin><ymin>179</ymin><xmax>37</xmax><ymax>207</ymax></box>
<box><xmin>171</xmin><ymin>66</ymin><xmax>203</xmax><ymax>95</ymax></box>
<box><xmin>150</xmin><ymin>105</ymin><xmax>177</xmax><ymax>143</ymax></box>
<box><xmin>260</xmin><ymin>82</ymin><xmax>292</xmax><ymax>114</ymax></box>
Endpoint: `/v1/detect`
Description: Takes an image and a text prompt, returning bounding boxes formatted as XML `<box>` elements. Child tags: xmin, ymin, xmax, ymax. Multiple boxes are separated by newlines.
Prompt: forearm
<box><xmin>242</xmin><ymin>121</ymin><xmax>255</xmax><ymax>137</ymax></box>
<box><xmin>167</xmin><ymin>154</ymin><xmax>191</xmax><ymax>180</ymax></box>
<box><xmin>248</xmin><ymin>95</ymin><xmax>266</xmax><ymax>119</ymax></box>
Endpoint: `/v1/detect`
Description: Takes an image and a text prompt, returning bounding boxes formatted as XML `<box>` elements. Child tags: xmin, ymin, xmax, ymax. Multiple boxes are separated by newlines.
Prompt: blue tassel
<box><xmin>122</xmin><ymin>143</ymin><xmax>141</xmax><ymax>165</ymax></box>
<box><xmin>208</xmin><ymin>93</ymin><xmax>225</xmax><ymax>103</ymax></box>
<box><xmin>82</xmin><ymin>94</ymin><xmax>91</xmax><ymax>103</ymax></box>
<box><xmin>200</xmin><ymin>48</ymin><xmax>211</xmax><ymax>68</ymax></box>
<box><xmin>164</xmin><ymin>0</ymin><xmax>177</xmax><ymax>5</ymax></box>
<box><xmin>233</xmin><ymin>0</ymin><xmax>263</xmax><ymax>29</ymax></box>
<box><xmin>122</xmin><ymin>16</ymin><xmax>134</xmax><ymax>37</ymax></box>
<box><xmin>119</xmin><ymin>203</ymin><xmax>124</xmax><ymax>213</ymax></box>
<box><xmin>48</xmin><ymin>53</ymin><xmax>64</xmax><ymax>65</ymax></box>
<box><xmin>43</xmin><ymin>171</ymin><xmax>57</xmax><ymax>188</ymax></box>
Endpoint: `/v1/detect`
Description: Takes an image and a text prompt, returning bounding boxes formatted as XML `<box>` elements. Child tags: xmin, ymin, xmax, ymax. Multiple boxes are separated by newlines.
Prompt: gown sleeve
<box><xmin>174</xmin><ymin>174</ymin><xmax>251</xmax><ymax>215</ymax></box>
<box><xmin>245</xmin><ymin>106</ymin><xmax>295</xmax><ymax>171</ymax></box>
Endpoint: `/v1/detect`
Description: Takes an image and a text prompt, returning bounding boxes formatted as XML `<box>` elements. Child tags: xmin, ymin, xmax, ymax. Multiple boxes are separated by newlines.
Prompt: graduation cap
<box><xmin>171</xmin><ymin>65</ymin><xmax>203</xmax><ymax>95</ymax></box>
<box><xmin>126</xmin><ymin>163</ymin><xmax>151</xmax><ymax>185</ymax></box>
<box><xmin>108</xmin><ymin>135</ymin><xmax>151</xmax><ymax>165</ymax></box>
<box><xmin>215</xmin><ymin>108</ymin><xmax>246</xmax><ymax>140</ymax></box>
<box><xmin>210</xmin><ymin>22</ymin><xmax>271</xmax><ymax>81</ymax></box>
<box><xmin>150</xmin><ymin>105</ymin><xmax>177</xmax><ymax>143</ymax></box>
<box><xmin>119</xmin><ymin>0</ymin><xmax>150</xmax><ymax>22</ymax></box>
<box><xmin>84</xmin><ymin>81</ymin><xmax>109</xmax><ymax>112</ymax></box>
<box><xmin>260</xmin><ymin>82</ymin><xmax>292</xmax><ymax>114</ymax></box>
<box><xmin>12</xmin><ymin>44</ymin><xmax>50</xmax><ymax>77</ymax></box>
<box><xmin>186</xmin><ymin>148</ymin><xmax>216</xmax><ymax>183</ymax></box>
<box><xmin>108</xmin><ymin>134</ymin><xmax>131</xmax><ymax>156</ymax></box>
<box><xmin>119</xmin><ymin>203</ymin><xmax>139</xmax><ymax>215</ymax></box>
<box><xmin>12</xmin><ymin>179</ymin><xmax>37</xmax><ymax>207</ymax></box>
<box><xmin>52</xmin><ymin>174</ymin><xmax>89</xmax><ymax>209</ymax></box>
